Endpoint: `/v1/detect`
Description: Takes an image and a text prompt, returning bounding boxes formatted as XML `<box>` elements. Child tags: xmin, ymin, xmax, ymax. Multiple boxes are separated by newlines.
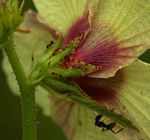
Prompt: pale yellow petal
<box><xmin>33</xmin><ymin>0</ymin><xmax>89</xmax><ymax>36</ymax></box>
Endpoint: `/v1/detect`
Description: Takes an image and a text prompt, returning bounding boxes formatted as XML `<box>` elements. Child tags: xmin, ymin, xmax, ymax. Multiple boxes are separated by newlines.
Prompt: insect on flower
<box><xmin>46</xmin><ymin>40</ymin><xmax>54</xmax><ymax>48</ymax></box>
<box><xmin>95</xmin><ymin>114</ymin><xmax>124</xmax><ymax>134</ymax></box>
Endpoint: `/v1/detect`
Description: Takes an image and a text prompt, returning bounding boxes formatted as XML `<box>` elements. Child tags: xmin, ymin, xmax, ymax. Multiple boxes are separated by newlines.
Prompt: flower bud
<box><xmin>0</xmin><ymin>0</ymin><xmax>23</xmax><ymax>47</ymax></box>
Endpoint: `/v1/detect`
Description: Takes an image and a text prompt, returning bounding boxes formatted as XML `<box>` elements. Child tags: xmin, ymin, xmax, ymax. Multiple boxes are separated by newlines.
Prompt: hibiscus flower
<box><xmin>10</xmin><ymin>0</ymin><xmax>150</xmax><ymax>139</ymax></box>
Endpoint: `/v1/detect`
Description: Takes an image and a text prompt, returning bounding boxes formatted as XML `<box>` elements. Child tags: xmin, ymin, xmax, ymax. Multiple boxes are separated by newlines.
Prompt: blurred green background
<box><xmin>0</xmin><ymin>0</ymin><xmax>149</xmax><ymax>140</ymax></box>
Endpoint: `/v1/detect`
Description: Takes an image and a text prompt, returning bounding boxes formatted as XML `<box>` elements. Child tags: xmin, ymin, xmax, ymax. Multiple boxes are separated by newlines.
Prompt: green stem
<box><xmin>4</xmin><ymin>39</ymin><xmax>37</xmax><ymax>140</ymax></box>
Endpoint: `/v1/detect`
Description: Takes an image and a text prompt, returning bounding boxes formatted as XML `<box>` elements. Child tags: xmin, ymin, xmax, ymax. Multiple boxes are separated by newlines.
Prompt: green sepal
<box><xmin>28</xmin><ymin>38</ymin><xmax>62</xmax><ymax>84</ymax></box>
<box><xmin>49</xmin><ymin>43</ymin><xmax>75</xmax><ymax>66</ymax></box>
<box><xmin>28</xmin><ymin>40</ymin><xmax>76</xmax><ymax>85</ymax></box>
<box><xmin>42</xmin><ymin>76</ymin><xmax>81</xmax><ymax>94</ymax></box>
<box><xmin>47</xmin><ymin>67</ymin><xmax>84</xmax><ymax>78</ymax></box>
<box><xmin>40</xmin><ymin>38</ymin><xmax>62</xmax><ymax>62</ymax></box>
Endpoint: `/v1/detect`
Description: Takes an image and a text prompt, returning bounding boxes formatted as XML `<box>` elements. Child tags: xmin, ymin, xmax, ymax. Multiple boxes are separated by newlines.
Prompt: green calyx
<box><xmin>29</xmin><ymin>38</ymin><xmax>84</xmax><ymax>85</ymax></box>
<box><xmin>0</xmin><ymin>0</ymin><xmax>23</xmax><ymax>47</ymax></box>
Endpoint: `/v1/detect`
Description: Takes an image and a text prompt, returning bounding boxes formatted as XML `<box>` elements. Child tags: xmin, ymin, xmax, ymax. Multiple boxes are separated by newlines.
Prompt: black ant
<box><xmin>46</xmin><ymin>40</ymin><xmax>54</xmax><ymax>48</ymax></box>
<box><xmin>95</xmin><ymin>115</ymin><xmax>124</xmax><ymax>134</ymax></box>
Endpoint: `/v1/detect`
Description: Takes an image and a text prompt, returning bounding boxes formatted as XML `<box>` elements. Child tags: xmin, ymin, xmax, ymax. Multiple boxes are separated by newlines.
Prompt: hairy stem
<box><xmin>4</xmin><ymin>39</ymin><xmax>37</xmax><ymax>140</ymax></box>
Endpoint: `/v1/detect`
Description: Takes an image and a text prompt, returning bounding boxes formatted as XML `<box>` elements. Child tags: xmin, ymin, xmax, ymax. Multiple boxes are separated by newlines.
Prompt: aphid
<box><xmin>95</xmin><ymin>114</ymin><xmax>124</xmax><ymax>134</ymax></box>
<box><xmin>46</xmin><ymin>40</ymin><xmax>54</xmax><ymax>48</ymax></box>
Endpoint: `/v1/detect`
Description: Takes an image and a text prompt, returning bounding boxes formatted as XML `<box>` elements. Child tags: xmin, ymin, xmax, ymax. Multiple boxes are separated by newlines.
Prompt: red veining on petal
<box><xmin>68</xmin><ymin>21</ymin><xmax>144</xmax><ymax>78</ymax></box>
<box><xmin>73</xmin><ymin>70</ymin><xmax>124</xmax><ymax>105</ymax></box>
<box><xmin>61</xmin><ymin>11</ymin><xmax>146</xmax><ymax>78</ymax></box>
<box><xmin>62</xmin><ymin>11</ymin><xmax>91</xmax><ymax>48</ymax></box>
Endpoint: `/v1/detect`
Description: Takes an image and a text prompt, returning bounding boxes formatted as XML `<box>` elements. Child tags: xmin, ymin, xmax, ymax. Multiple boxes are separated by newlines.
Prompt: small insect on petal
<box><xmin>95</xmin><ymin>114</ymin><xmax>124</xmax><ymax>134</ymax></box>
<box><xmin>47</xmin><ymin>40</ymin><xmax>54</xmax><ymax>48</ymax></box>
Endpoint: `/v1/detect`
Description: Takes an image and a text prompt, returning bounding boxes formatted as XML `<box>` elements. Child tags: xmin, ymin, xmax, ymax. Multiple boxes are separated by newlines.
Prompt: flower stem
<box><xmin>4</xmin><ymin>39</ymin><xmax>37</xmax><ymax>140</ymax></box>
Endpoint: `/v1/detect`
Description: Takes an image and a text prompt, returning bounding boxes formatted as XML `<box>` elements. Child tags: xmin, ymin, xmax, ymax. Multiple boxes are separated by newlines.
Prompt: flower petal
<box><xmin>62</xmin><ymin>11</ymin><xmax>91</xmax><ymax>47</ymax></box>
<box><xmin>33</xmin><ymin>0</ymin><xmax>91</xmax><ymax>36</ymax></box>
<box><xmin>15</xmin><ymin>10</ymin><xmax>53</xmax><ymax>70</ymax></box>
<box><xmin>96</xmin><ymin>0</ymin><xmax>150</xmax><ymax>45</ymax></box>
<box><xmin>74</xmin><ymin>59</ymin><xmax>150</xmax><ymax>139</ymax></box>
<box><xmin>70</xmin><ymin>0</ymin><xmax>150</xmax><ymax>78</ymax></box>
<box><xmin>51</xmin><ymin>98</ymin><xmax>117</xmax><ymax>140</ymax></box>
<box><xmin>62</xmin><ymin>0</ymin><xmax>99</xmax><ymax>46</ymax></box>
<box><xmin>51</xmin><ymin>97</ymin><xmax>142</xmax><ymax>140</ymax></box>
